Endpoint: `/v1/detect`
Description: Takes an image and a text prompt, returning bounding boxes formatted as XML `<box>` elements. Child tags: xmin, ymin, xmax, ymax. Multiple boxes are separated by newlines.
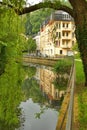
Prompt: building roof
<box><xmin>41</xmin><ymin>10</ymin><xmax>74</xmax><ymax>28</ymax></box>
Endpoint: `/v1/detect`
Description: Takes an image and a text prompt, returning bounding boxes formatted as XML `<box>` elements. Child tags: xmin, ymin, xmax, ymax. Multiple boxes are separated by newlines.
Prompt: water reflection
<box><xmin>22</xmin><ymin>64</ymin><xmax>65</xmax><ymax>105</ymax></box>
<box><xmin>17</xmin><ymin>64</ymin><xmax>64</xmax><ymax>130</ymax></box>
<box><xmin>39</xmin><ymin>66</ymin><xmax>65</xmax><ymax>104</ymax></box>
<box><xmin>0</xmin><ymin>62</ymin><xmax>65</xmax><ymax>130</ymax></box>
<box><xmin>18</xmin><ymin>99</ymin><xmax>58</xmax><ymax>130</ymax></box>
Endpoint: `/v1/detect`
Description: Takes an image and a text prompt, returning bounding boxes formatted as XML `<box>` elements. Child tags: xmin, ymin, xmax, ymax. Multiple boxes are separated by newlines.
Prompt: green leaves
<box><xmin>52</xmin><ymin>58</ymin><xmax>72</xmax><ymax>90</ymax></box>
<box><xmin>27</xmin><ymin>37</ymin><xmax>37</xmax><ymax>53</ymax></box>
<box><xmin>53</xmin><ymin>58</ymin><xmax>72</xmax><ymax>74</ymax></box>
<box><xmin>25</xmin><ymin>8</ymin><xmax>53</xmax><ymax>35</ymax></box>
<box><xmin>0</xmin><ymin>6</ymin><xmax>26</xmax><ymax>127</ymax></box>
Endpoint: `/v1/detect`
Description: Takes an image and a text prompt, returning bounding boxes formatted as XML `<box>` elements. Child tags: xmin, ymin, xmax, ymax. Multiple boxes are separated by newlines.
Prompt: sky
<box><xmin>27</xmin><ymin>0</ymin><xmax>42</xmax><ymax>5</ymax></box>
<box><xmin>0</xmin><ymin>0</ymin><xmax>42</xmax><ymax>5</ymax></box>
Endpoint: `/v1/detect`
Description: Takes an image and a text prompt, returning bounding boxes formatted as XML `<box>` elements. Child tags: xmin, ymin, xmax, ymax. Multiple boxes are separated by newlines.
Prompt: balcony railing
<box><xmin>61</xmin><ymin>45</ymin><xmax>71</xmax><ymax>49</ymax></box>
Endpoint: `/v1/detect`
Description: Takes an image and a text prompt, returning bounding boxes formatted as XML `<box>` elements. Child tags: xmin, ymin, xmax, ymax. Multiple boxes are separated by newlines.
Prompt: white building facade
<box><xmin>40</xmin><ymin>10</ymin><xmax>76</xmax><ymax>57</ymax></box>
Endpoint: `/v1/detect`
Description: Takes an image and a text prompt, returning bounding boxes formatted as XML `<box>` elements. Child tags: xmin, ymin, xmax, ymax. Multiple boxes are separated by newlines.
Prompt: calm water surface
<box><xmin>17</xmin><ymin>98</ymin><xmax>58</xmax><ymax>130</ymax></box>
<box><xmin>17</xmin><ymin>64</ymin><xmax>59</xmax><ymax>130</ymax></box>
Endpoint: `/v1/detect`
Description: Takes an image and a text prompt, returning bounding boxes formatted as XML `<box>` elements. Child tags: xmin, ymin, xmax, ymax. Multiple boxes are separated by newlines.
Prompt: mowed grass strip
<box><xmin>75</xmin><ymin>60</ymin><xmax>87</xmax><ymax>130</ymax></box>
<box><xmin>75</xmin><ymin>60</ymin><xmax>85</xmax><ymax>84</ymax></box>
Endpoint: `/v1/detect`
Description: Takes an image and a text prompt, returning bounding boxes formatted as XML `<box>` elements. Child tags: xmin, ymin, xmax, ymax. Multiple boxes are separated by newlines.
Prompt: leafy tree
<box><xmin>22</xmin><ymin>66</ymin><xmax>46</xmax><ymax>103</ymax></box>
<box><xmin>25</xmin><ymin>14</ymin><xmax>32</xmax><ymax>36</ymax></box>
<box><xmin>6</xmin><ymin>0</ymin><xmax>87</xmax><ymax>86</ymax></box>
<box><xmin>23</xmin><ymin>66</ymin><xmax>36</xmax><ymax>78</ymax></box>
<box><xmin>27</xmin><ymin>36</ymin><xmax>37</xmax><ymax>53</ymax></box>
<box><xmin>25</xmin><ymin>8</ymin><xmax>53</xmax><ymax>35</ymax></box>
<box><xmin>53</xmin><ymin>58</ymin><xmax>72</xmax><ymax>90</ymax></box>
<box><xmin>72</xmin><ymin>42</ymin><xmax>79</xmax><ymax>52</ymax></box>
<box><xmin>0</xmin><ymin>8</ymin><xmax>26</xmax><ymax>127</ymax></box>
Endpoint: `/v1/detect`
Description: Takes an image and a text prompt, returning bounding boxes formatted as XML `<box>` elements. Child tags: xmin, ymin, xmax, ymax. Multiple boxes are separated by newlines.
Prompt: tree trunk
<box><xmin>69</xmin><ymin>0</ymin><xmax>87</xmax><ymax>86</ymax></box>
<box><xmin>75</xmin><ymin>13</ymin><xmax>87</xmax><ymax>86</ymax></box>
<box><xmin>76</xmin><ymin>26</ymin><xmax>87</xmax><ymax>86</ymax></box>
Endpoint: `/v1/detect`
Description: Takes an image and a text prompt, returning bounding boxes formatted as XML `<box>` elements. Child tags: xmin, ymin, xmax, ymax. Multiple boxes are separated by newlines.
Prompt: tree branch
<box><xmin>18</xmin><ymin>1</ymin><xmax>74</xmax><ymax>17</ymax></box>
<box><xmin>0</xmin><ymin>1</ymin><xmax>74</xmax><ymax>17</ymax></box>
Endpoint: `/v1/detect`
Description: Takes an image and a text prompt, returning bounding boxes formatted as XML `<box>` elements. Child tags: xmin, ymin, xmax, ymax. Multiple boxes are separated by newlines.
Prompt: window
<box><xmin>56</xmin><ymin>23</ymin><xmax>61</xmax><ymax>29</ymax></box>
<box><xmin>59</xmin><ymin>32</ymin><xmax>61</xmax><ymax>38</ymax></box>
<box><xmin>66</xmin><ymin>32</ymin><xmax>68</xmax><ymax>36</ymax></box>
<box><xmin>67</xmin><ymin>15</ymin><xmax>69</xmax><ymax>19</ymax></box>
<box><xmin>63</xmin><ymin>23</ymin><xmax>65</xmax><ymax>27</ymax></box>
<box><xmin>56</xmin><ymin>32</ymin><xmax>58</xmax><ymax>37</ymax></box>
<box><xmin>63</xmin><ymin>14</ymin><xmax>67</xmax><ymax>19</ymax></box>
<box><xmin>62</xmin><ymin>32</ymin><xmax>65</xmax><ymax>36</ymax></box>
<box><xmin>56</xmin><ymin>23</ymin><xmax>58</xmax><ymax>28</ymax></box>
<box><xmin>60</xmin><ymin>50</ymin><xmax>62</xmax><ymax>54</ymax></box>
<box><xmin>66</xmin><ymin>23</ymin><xmax>68</xmax><ymax>28</ymax></box>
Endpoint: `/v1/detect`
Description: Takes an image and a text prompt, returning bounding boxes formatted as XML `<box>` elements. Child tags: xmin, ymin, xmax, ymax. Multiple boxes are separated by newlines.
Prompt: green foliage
<box><xmin>2</xmin><ymin>0</ymin><xmax>26</xmax><ymax>9</ymax></box>
<box><xmin>74</xmin><ymin>52</ymin><xmax>80</xmax><ymax>59</ymax></box>
<box><xmin>0</xmin><ymin>8</ymin><xmax>26</xmax><ymax>72</ymax></box>
<box><xmin>53</xmin><ymin>76</ymin><xmax>68</xmax><ymax>90</ymax></box>
<box><xmin>23</xmin><ymin>66</ymin><xmax>36</xmax><ymax>78</ymax></box>
<box><xmin>0</xmin><ymin>62</ymin><xmax>24</xmax><ymax>125</ymax></box>
<box><xmin>52</xmin><ymin>58</ymin><xmax>72</xmax><ymax>89</ymax></box>
<box><xmin>25</xmin><ymin>14</ymin><xmax>32</xmax><ymax>36</ymax></box>
<box><xmin>72</xmin><ymin>42</ymin><xmax>79</xmax><ymax>51</ymax></box>
<box><xmin>22</xmin><ymin>66</ymin><xmax>46</xmax><ymax>103</ymax></box>
<box><xmin>27</xmin><ymin>37</ymin><xmax>37</xmax><ymax>53</ymax></box>
<box><xmin>25</xmin><ymin>8</ymin><xmax>53</xmax><ymax>35</ymax></box>
<box><xmin>0</xmin><ymin>8</ymin><xmax>26</xmax><ymax>127</ymax></box>
<box><xmin>0</xmin><ymin>46</ymin><xmax>7</xmax><ymax>75</ymax></box>
<box><xmin>53</xmin><ymin>58</ymin><xmax>72</xmax><ymax>75</ymax></box>
<box><xmin>22</xmin><ymin>78</ymin><xmax>46</xmax><ymax>103</ymax></box>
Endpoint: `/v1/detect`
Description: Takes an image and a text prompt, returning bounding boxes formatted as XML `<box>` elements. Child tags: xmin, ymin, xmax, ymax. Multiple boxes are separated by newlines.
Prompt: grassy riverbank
<box><xmin>75</xmin><ymin>60</ymin><xmax>87</xmax><ymax>130</ymax></box>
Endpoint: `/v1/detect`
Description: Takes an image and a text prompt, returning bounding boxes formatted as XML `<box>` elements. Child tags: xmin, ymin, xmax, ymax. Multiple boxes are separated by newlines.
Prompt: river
<box><xmin>16</xmin><ymin>63</ymin><xmax>60</xmax><ymax>130</ymax></box>
<box><xmin>0</xmin><ymin>63</ymin><xmax>63</xmax><ymax>130</ymax></box>
<box><xmin>17</xmin><ymin>99</ymin><xmax>58</xmax><ymax>130</ymax></box>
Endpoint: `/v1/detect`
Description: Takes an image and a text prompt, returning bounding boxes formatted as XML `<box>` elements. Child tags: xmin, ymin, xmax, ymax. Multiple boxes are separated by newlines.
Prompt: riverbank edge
<box><xmin>23</xmin><ymin>56</ymin><xmax>60</xmax><ymax>66</ymax></box>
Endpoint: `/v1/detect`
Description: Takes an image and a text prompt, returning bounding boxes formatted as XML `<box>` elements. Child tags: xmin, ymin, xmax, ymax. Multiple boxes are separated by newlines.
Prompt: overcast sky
<box><xmin>27</xmin><ymin>0</ymin><xmax>42</xmax><ymax>5</ymax></box>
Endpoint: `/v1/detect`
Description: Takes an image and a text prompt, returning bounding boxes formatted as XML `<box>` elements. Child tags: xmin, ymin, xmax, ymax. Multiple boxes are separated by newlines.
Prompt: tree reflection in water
<box><xmin>22</xmin><ymin>65</ymin><xmax>61</xmax><ymax>120</ymax></box>
<box><xmin>22</xmin><ymin>77</ymin><xmax>46</xmax><ymax>104</ymax></box>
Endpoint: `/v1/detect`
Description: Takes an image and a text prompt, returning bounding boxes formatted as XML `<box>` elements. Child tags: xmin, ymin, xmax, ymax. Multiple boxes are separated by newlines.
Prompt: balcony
<box><xmin>61</xmin><ymin>45</ymin><xmax>71</xmax><ymax>49</ymax></box>
<box><xmin>62</xmin><ymin>27</ymin><xmax>71</xmax><ymax>31</ymax></box>
<box><xmin>61</xmin><ymin>40</ymin><xmax>72</xmax><ymax>48</ymax></box>
<box><xmin>62</xmin><ymin>36</ymin><xmax>71</xmax><ymax>40</ymax></box>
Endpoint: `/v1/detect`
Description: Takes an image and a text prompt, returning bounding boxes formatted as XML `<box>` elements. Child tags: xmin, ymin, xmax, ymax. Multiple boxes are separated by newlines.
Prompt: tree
<box><xmin>25</xmin><ymin>14</ymin><xmax>32</xmax><ymax>36</ymax></box>
<box><xmin>0</xmin><ymin>7</ymin><xmax>26</xmax><ymax>127</ymax></box>
<box><xmin>72</xmin><ymin>42</ymin><xmax>79</xmax><ymax>52</ymax></box>
<box><xmin>53</xmin><ymin>58</ymin><xmax>72</xmax><ymax>90</ymax></box>
<box><xmin>1</xmin><ymin>0</ymin><xmax>87</xmax><ymax>86</ymax></box>
<box><xmin>25</xmin><ymin>8</ymin><xmax>53</xmax><ymax>35</ymax></box>
<box><xmin>17</xmin><ymin>0</ymin><xmax>87</xmax><ymax>86</ymax></box>
<box><xmin>27</xmin><ymin>37</ymin><xmax>37</xmax><ymax>53</ymax></box>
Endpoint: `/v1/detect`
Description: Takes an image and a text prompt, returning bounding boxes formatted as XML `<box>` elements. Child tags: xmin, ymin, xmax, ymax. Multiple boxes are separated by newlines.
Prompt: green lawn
<box><xmin>75</xmin><ymin>60</ymin><xmax>87</xmax><ymax>130</ymax></box>
<box><xmin>75</xmin><ymin>60</ymin><xmax>85</xmax><ymax>84</ymax></box>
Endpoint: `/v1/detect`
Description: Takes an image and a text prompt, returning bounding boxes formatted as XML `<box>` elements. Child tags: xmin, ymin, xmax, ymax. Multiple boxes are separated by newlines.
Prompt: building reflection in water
<box><xmin>34</xmin><ymin>65</ymin><xmax>65</xmax><ymax>104</ymax></box>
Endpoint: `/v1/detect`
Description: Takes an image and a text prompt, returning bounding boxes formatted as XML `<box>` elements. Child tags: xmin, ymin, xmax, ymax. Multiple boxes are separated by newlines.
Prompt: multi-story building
<box><xmin>40</xmin><ymin>10</ymin><xmax>76</xmax><ymax>57</ymax></box>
